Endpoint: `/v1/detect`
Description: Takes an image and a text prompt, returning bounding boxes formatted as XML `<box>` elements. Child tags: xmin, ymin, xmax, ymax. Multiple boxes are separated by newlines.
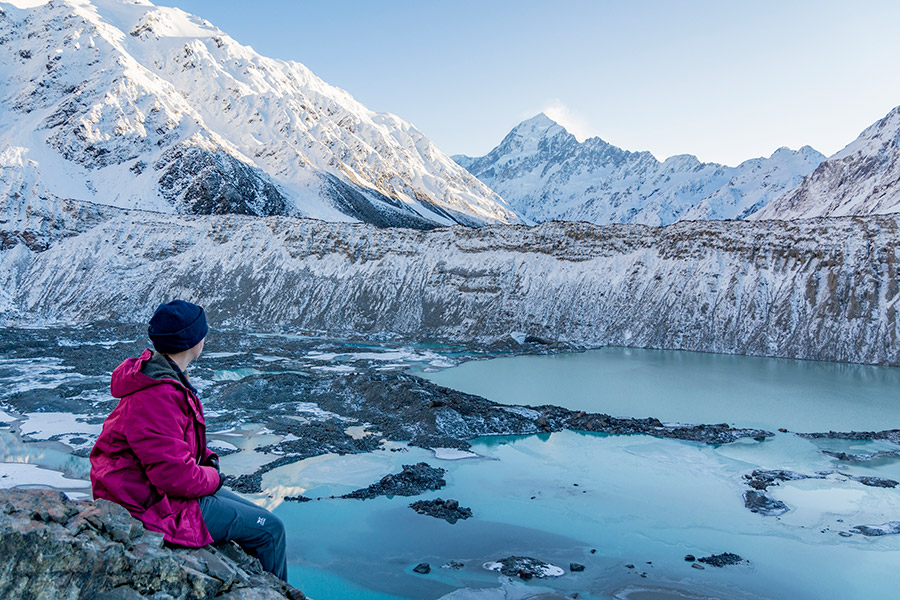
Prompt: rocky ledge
<box><xmin>0</xmin><ymin>488</ymin><xmax>306</xmax><ymax>600</ymax></box>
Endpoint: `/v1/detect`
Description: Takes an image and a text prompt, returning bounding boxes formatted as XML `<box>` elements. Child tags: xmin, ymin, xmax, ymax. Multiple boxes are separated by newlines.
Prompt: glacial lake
<box><xmin>2</xmin><ymin>330</ymin><xmax>899</xmax><ymax>599</ymax></box>
<box><xmin>419</xmin><ymin>347</ymin><xmax>900</xmax><ymax>432</ymax></box>
<box><xmin>268</xmin><ymin>347</ymin><xmax>900</xmax><ymax>599</ymax></box>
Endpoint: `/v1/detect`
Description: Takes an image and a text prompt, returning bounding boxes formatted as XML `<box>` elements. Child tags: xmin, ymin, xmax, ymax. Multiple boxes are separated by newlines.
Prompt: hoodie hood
<box><xmin>110</xmin><ymin>349</ymin><xmax>185</xmax><ymax>399</ymax></box>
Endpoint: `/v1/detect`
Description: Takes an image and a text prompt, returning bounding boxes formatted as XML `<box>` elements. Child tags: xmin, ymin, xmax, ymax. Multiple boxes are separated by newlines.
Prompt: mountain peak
<box><xmin>0</xmin><ymin>0</ymin><xmax>521</xmax><ymax>228</ymax></box>
<box><xmin>510</xmin><ymin>113</ymin><xmax>567</xmax><ymax>139</ymax></box>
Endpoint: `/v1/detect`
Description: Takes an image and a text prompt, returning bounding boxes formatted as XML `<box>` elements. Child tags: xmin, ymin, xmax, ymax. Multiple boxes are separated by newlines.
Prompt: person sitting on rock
<box><xmin>89</xmin><ymin>299</ymin><xmax>288</xmax><ymax>581</ymax></box>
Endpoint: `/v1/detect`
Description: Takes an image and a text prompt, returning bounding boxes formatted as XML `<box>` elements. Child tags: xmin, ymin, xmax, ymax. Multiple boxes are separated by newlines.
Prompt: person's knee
<box><xmin>268</xmin><ymin>514</ymin><xmax>285</xmax><ymax>543</ymax></box>
<box><xmin>255</xmin><ymin>511</ymin><xmax>285</xmax><ymax>544</ymax></box>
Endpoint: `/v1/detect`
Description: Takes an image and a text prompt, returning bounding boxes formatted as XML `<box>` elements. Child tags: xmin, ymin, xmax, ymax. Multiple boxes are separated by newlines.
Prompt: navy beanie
<box><xmin>148</xmin><ymin>300</ymin><xmax>208</xmax><ymax>354</ymax></box>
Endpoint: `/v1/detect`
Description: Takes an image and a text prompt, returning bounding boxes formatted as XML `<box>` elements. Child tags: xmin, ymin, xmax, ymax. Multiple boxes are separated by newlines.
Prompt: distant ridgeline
<box><xmin>2</xmin><ymin>1</ymin><xmax>900</xmax><ymax>366</ymax></box>
<box><xmin>2</xmin><ymin>193</ymin><xmax>899</xmax><ymax>366</ymax></box>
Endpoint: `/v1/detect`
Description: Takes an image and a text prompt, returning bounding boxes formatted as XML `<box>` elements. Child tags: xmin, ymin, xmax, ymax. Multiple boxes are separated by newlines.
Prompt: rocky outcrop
<box><xmin>342</xmin><ymin>463</ymin><xmax>446</xmax><ymax>500</ymax></box>
<box><xmin>3</xmin><ymin>198</ymin><xmax>900</xmax><ymax>366</ymax></box>
<box><xmin>0</xmin><ymin>488</ymin><xmax>305</xmax><ymax>600</ymax></box>
<box><xmin>409</xmin><ymin>498</ymin><xmax>472</xmax><ymax>523</ymax></box>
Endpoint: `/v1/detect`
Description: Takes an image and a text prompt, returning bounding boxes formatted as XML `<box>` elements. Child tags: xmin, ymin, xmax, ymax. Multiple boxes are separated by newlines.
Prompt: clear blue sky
<box><xmin>155</xmin><ymin>0</ymin><xmax>900</xmax><ymax>166</ymax></box>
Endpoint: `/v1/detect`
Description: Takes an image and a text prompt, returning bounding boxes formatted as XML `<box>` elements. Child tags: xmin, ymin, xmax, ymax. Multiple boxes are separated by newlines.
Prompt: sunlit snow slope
<box><xmin>755</xmin><ymin>104</ymin><xmax>900</xmax><ymax>220</ymax></box>
<box><xmin>0</xmin><ymin>0</ymin><xmax>519</xmax><ymax>227</ymax></box>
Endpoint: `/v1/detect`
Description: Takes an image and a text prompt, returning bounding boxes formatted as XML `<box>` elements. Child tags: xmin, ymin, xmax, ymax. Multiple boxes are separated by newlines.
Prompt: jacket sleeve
<box><xmin>124</xmin><ymin>386</ymin><xmax>220</xmax><ymax>499</ymax></box>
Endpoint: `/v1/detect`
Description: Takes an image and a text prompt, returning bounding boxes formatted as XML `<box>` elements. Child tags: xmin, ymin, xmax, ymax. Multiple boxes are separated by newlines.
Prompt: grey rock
<box><xmin>0</xmin><ymin>488</ymin><xmax>306</xmax><ymax>600</ymax></box>
<box><xmin>850</xmin><ymin>521</ymin><xmax>900</xmax><ymax>537</ymax></box>
<box><xmin>409</xmin><ymin>498</ymin><xmax>472</xmax><ymax>523</ymax></box>
<box><xmin>743</xmin><ymin>490</ymin><xmax>789</xmax><ymax>516</ymax></box>
<box><xmin>342</xmin><ymin>463</ymin><xmax>446</xmax><ymax>500</ymax></box>
<box><xmin>697</xmin><ymin>552</ymin><xmax>745</xmax><ymax>567</ymax></box>
<box><xmin>486</xmin><ymin>556</ymin><xmax>563</xmax><ymax>579</ymax></box>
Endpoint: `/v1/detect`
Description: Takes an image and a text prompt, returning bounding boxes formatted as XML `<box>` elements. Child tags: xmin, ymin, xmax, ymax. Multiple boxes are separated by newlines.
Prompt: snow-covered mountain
<box><xmin>454</xmin><ymin>114</ymin><xmax>823</xmax><ymax>225</ymax></box>
<box><xmin>0</xmin><ymin>0</ymin><xmax>519</xmax><ymax>228</ymax></box>
<box><xmin>3</xmin><ymin>193</ymin><xmax>899</xmax><ymax>366</ymax></box>
<box><xmin>754</xmin><ymin>105</ymin><xmax>900</xmax><ymax>220</ymax></box>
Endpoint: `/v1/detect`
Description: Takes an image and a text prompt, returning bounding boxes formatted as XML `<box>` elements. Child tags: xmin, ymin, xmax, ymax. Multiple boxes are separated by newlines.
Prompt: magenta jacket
<box><xmin>90</xmin><ymin>349</ymin><xmax>220</xmax><ymax>547</ymax></box>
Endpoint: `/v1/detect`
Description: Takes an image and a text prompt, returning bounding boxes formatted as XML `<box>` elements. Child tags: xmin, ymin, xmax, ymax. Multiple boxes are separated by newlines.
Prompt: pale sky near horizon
<box><xmin>155</xmin><ymin>1</ymin><xmax>900</xmax><ymax>167</ymax></box>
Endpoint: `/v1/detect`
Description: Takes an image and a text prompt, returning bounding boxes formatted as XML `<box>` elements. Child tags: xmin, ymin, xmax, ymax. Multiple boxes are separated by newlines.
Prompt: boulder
<box><xmin>0</xmin><ymin>488</ymin><xmax>306</xmax><ymax>600</ymax></box>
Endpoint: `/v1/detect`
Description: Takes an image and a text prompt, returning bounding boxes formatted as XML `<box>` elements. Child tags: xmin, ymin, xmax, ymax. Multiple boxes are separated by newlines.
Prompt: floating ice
<box><xmin>20</xmin><ymin>412</ymin><xmax>102</xmax><ymax>440</ymax></box>
<box><xmin>0</xmin><ymin>462</ymin><xmax>89</xmax><ymax>489</ymax></box>
<box><xmin>433</xmin><ymin>448</ymin><xmax>479</xmax><ymax>460</ymax></box>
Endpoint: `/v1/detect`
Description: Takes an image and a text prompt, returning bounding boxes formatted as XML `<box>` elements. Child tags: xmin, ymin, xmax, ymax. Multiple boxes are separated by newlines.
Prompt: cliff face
<box><xmin>3</xmin><ymin>194</ymin><xmax>899</xmax><ymax>366</ymax></box>
<box><xmin>0</xmin><ymin>488</ymin><xmax>305</xmax><ymax>599</ymax></box>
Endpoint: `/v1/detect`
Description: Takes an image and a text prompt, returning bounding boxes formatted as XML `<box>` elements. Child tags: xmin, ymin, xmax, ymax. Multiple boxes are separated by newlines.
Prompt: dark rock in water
<box><xmin>799</xmin><ymin>430</ymin><xmax>900</xmax><ymax>445</ymax></box>
<box><xmin>698</xmin><ymin>552</ymin><xmax>745</xmax><ymax>567</ymax></box>
<box><xmin>849</xmin><ymin>475</ymin><xmax>898</xmax><ymax>488</ymax></box>
<box><xmin>691</xmin><ymin>563</ymin><xmax>705</xmax><ymax>570</ymax></box>
<box><xmin>744</xmin><ymin>469</ymin><xmax>822</xmax><ymax>491</ymax></box>
<box><xmin>838</xmin><ymin>531</ymin><xmax>853</xmax><ymax>538</ymax></box>
<box><xmin>590</xmin><ymin>548</ymin><xmax>597</xmax><ymax>554</ymax></box>
<box><xmin>823</xmin><ymin>449</ymin><xmax>900</xmax><ymax>463</ymax></box>
<box><xmin>624</xmin><ymin>564</ymin><xmax>635</xmax><ymax>569</ymax></box>
<box><xmin>684</xmin><ymin>554</ymin><xmax>696</xmax><ymax>562</ymax></box>
<box><xmin>283</xmin><ymin>495</ymin><xmax>313</xmax><ymax>502</ymax></box>
<box><xmin>0</xmin><ymin>488</ymin><xmax>306</xmax><ymax>599</ymax></box>
<box><xmin>744</xmin><ymin>490</ymin><xmax>789</xmax><ymax>516</ymax></box>
<box><xmin>409</xmin><ymin>498</ymin><xmax>472</xmax><ymax>523</ymax></box>
<box><xmin>442</xmin><ymin>561</ymin><xmax>464</xmax><ymax>570</ymax></box>
<box><xmin>413</xmin><ymin>563</ymin><xmax>431</xmax><ymax>574</ymax></box>
<box><xmin>850</xmin><ymin>521</ymin><xmax>900</xmax><ymax>536</ymax></box>
<box><xmin>569</xmin><ymin>563</ymin><xmax>585</xmax><ymax>572</ymax></box>
<box><xmin>484</xmin><ymin>556</ymin><xmax>564</xmax><ymax>579</ymax></box>
<box><xmin>342</xmin><ymin>463</ymin><xmax>446</xmax><ymax>500</ymax></box>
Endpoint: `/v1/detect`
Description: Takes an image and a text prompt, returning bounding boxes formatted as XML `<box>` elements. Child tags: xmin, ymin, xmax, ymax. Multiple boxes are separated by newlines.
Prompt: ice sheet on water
<box><xmin>211</xmin><ymin>368</ymin><xmax>262</xmax><ymax>381</ymax></box>
<box><xmin>436</xmin><ymin>578</ymin><xmax>561</xmax><ymax>600</ymax></box>
<box><xmin>0</xmin><ymin>462</ymin><xmax>89</xmax><ymax>489</ymax></box>
<box><xmin>433</xmin><ymin>448</ymin><xmax>479</xmax><ymax>460</ymax></box>
<box><xmin>20</xmin><ymin>412</ymin><xmax>102</xmax><ymax>440</ymax></box>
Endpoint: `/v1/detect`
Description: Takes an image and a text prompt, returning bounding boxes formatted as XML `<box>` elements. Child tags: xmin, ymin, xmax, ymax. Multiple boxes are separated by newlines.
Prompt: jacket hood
<box><xmin>110</xmin><ymin>349</ymin><xmax>185</xmax><ymax>399</ymax></box>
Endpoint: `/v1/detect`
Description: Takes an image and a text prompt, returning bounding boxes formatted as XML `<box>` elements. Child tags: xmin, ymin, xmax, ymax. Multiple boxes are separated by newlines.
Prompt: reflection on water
<box><xmin>420</xmin><ymin>347</ymin><xmax>900</xmax><ymax>432</ymax></box>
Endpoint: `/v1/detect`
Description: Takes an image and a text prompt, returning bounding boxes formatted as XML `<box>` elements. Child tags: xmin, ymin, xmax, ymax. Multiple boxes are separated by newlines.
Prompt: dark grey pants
<box><xmin>198</xmin><ymin>488</ymin><xmax>287</xmax><ymax>581</ymax></box>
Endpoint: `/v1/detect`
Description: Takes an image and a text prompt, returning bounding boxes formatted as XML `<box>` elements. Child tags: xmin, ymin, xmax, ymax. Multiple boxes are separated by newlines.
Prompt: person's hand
<box><xmin>201</xmin><ymin>453</ymin><xmax>223</xmax><ymax>493</ymax></box>
<box><xmin>203</xmin><ymin>454</ymin><xmax>220</xmax><ymax>471</ymax></box>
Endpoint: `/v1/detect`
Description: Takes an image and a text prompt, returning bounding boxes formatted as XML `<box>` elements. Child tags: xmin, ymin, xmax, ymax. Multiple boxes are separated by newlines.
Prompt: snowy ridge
<box><xmin>755</xmin><ymin>104</ymin><xmax>900</xmax><ymax>220</ymax></box>
<box><xmin>454</xmin><ymin>113</ymin><xmax>824</xmax><ymax>225</ymax></box>
<box><xmin>0</xmin><ymin>0</ymin><xmax>519</xmax><ymax>227</ymax></box>
<box><xmin>3</xmin><ymin>194</ymin><xmax>899</xmax><ymax>366</ymax></box>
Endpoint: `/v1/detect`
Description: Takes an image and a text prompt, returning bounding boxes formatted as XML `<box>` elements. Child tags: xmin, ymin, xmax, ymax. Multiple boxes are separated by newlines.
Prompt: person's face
<box><xmin>191</xmin><ymin>337</ymin><xmax>205</xmax><ymax>361</ymax></box>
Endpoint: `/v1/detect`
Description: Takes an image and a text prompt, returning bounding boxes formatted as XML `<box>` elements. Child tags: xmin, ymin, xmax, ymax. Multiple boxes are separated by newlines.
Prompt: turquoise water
<box><xmin>419</xmin><ymin>348</ymin><xmax>900</xmax><ymax>432</ymax></box>
<box><xmin>269</xmin><ymin>348</ymin><xmax>900</xmax><ymax>599</ymax></box>
<box><xmin>273</xmin><ymin>432</ymin><xmax>900</xmax><ymax>599</ymax></box>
